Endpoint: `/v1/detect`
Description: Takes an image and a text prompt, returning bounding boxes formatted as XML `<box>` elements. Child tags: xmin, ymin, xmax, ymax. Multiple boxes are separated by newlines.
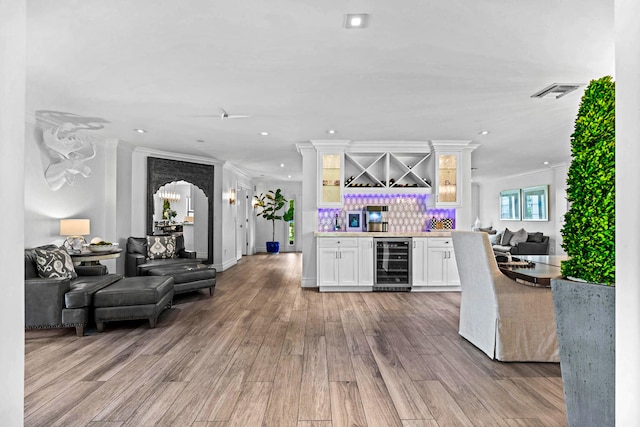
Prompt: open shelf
<box><xmin>344</xmin><ymin>152</ymin><xmax>432</xmax><ymax>192</ymax></box>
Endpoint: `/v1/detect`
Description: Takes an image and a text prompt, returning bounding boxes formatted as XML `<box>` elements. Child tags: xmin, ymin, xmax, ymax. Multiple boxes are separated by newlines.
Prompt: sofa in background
<box><xmin>25</xmin><ymin>245</ymin><xmax>122</xmax><ymax>336</ymax></box>
<box><xmin>489</xmin><ymin>227</ymin><xmax>550</xmax><ymax>255</ymax></box>
<box><xmin>125</xmin><ymin>234</ymin><xmax>201</xmax><ymax>277</ymax></box>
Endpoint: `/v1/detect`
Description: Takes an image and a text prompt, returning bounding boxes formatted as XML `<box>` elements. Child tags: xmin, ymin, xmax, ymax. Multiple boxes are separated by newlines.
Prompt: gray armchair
<box><xmin>25</xmin><ymin>245</ymin><xmax>122</xmax><ymax>336</ymax></box>
<box><xmin>125</xmin><ymin>235</ymin><xmax>199</xmax><ymax>277</ymax></box>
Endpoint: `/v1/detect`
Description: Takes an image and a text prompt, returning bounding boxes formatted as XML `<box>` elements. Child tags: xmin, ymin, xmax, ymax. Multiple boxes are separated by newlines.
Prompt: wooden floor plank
<box><xmin>282</xmin><ymin>309</ymin><xmax>307</xmax><ymax>356</ymax></box>
<box><xmin>325</xmin><ymin>321</ymin><xmax>356</xmax><ymax>382</ymax></box>
<box><xmin>365</xmin><ymin>334</ymin><xmax>433</xmax><ymax>421</ymax></box>
<box><xmin>351</xmin><ymin>354</ymin><xmax>404</xmax><ymax>427</ymax></box>
<box><xmin>246</xmin><ymin>321</ymin><xmax>288</xmax><ymax>381</ymax></box>
<box><xmin>24</xmin><ymin>253</ymin><xmax>565</xmax><ymax>427</ymax></box>
<box><xmin>24</xmin><ymin>381</ymin><xmax>103</xmax><ymax>427</ymax></box>
<box><xmin>329</xmin><ymin>381</ymin><xmax>368</xmax><ymax>427</ymax></box>
<box><xmin>263</xmin><ymin>355</ymin><xmax>304</xmax><ymax>427</ymax></box>
<box><xmin>298</xmin><ymin>335</ymin><xmax>331</xmax><ymax>421</ymax></box>
<box><xmin>413</xmin><ymin>380</ymin><xmax>474</xmax><ymax>426</ymax></box>
<box><xmin>195</xmin><ymin>335</ymin><xmax>264</xmax><ymax>422</ymax></box>
<box><xmin>226</xmin><ymin>381</ymin><xmax>272</xmax><ymax>427</ymax></box>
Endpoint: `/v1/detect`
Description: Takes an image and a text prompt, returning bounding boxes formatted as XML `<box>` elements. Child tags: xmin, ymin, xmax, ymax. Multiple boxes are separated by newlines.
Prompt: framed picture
<box><xmin>522</xmin><ymin>185</ymin><xmax>549</xmax><ymax>221</ymax></box>
<box><xmin>346</xmin><ymin>210</ymin><xmax>364</xmax><ymax>231</ymax></box>
<box><xmin>500</xmin><ymin>189</ymin><xmax>521</xmax><ymax>221</ymax></box>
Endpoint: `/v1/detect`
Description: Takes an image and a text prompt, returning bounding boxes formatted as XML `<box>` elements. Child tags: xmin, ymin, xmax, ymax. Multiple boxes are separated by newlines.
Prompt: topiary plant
<box><xmin>560</xmin><ymin>76</ymin><xmax>615</xmax><ymax>285</ymax></box>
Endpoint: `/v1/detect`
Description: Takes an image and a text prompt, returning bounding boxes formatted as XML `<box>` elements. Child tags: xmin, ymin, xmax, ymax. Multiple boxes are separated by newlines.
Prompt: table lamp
<box><xmin>60</xmin><ymin>218</ymin><xmax>90</xmax><ymax>253</ymax></box>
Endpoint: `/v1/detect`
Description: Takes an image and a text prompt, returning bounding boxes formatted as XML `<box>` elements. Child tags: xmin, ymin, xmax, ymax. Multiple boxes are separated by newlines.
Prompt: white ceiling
<box><xmin>26</xmin><ymin>0</ymin><xmax>614</xmax><ymax>183</ymax></box>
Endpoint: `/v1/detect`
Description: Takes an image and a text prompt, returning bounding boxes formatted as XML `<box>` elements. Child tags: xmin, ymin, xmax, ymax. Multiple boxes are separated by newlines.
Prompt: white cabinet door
<box><xmin>318</xmin><ymin>247</ymin><xmax>339</xmax><ymax>286</ymax></box>
<box><xmin>412</xmin><ymin>238</ymin><xmax>428</xmax><ymax>286</ymax></box>
<box><xmin>318</xmin><ymin>152</ymin><xmax>344</xmax><ymax>207</ymax></box>
<box><xmin>434</xmin><ymin>151</ymin><xmax>461</xmax><ymax>207</ymax></box>
<box><xmin>339</xmin><ymin>247</ymin><xmax>359</xmax><ymax>285</ymax></box>
<box><xmin>358</xmin><ymin>238</ymin><xmax>374</xmax><ymax>286</ymax></box>
<box><xmin>427</xmin><ymin>247</ymin><xmax>448</xmax><ymax>286</ymax></box>
<box><xmin>447</xmin><ymin>249</ymin><xmax>460</xmax><ymax>286</ymax></box>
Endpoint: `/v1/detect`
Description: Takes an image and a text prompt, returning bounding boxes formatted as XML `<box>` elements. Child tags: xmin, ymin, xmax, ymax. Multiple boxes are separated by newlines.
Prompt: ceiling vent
<box><xmin>531</xmin><ymin>83</ymin><xmax>583</xmax><ymax>99</ymax></box>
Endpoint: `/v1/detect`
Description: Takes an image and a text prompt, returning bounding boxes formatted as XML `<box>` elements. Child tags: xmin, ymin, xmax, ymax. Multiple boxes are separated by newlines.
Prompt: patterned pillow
<box><xmin>34</xmin><ymin>247</ymin><xmax>77</xmax><ymax>279</ymax></box>
<box><xmin>147</xmin><ymin>235</ymin><xmax>176</xmax><ymax>260</ymax></box>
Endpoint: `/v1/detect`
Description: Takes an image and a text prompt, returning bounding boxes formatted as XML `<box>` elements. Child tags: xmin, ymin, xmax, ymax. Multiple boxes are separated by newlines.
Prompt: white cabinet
<box><xmin>317</xmin><ymin>238</ymin><xmax>359</xmax><ymax>288</ymax></box>
<box><xmin>434</xmin><ymin>151</ymin><xmax>461</xmax><ymax>207</ymax></box>
<box><xmin>411</xmin><ymin>237</ymin><xmax>428</xmax><ymax>286</ymax></box>
<box><xmin>358</xmin><ymin>237</ymin><xmax>374</xmax><ymax>286</ymax></box>
<box><xmin>318</xmin><ymin>152</ymin><xmax>344</xmax><ymax>207</ymax></box>
<box><xmin>426</xmin><ymin>238</ymin><xmax>460</xmax><ymax>287</ymax></box>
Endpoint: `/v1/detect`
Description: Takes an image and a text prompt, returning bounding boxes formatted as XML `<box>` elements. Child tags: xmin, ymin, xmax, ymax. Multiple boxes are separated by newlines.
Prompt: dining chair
<box><xmin>451</xmin><ymin>231</ymin><xmax>559</xmax><ymax>362</ymax></box>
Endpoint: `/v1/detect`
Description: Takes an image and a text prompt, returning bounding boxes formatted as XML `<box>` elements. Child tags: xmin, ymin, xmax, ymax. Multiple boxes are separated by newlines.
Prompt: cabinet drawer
<box><xmin>427</xmin><ymin>237</ymin><xmax>453</xmax><ymax>248</ymax></box>
<box><xmin>317</xmin><ymin>237</ymin><xmax>359</xmax><ymax>248</ymax></box>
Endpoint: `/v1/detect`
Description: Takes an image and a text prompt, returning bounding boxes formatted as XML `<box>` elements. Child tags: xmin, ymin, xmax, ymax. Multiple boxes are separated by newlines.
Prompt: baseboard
<box><xmin>212</xmin><ymin>257</ymin><xmax>238</xmax><ymax>272</ymax></box>
<box><xmin>411</xmin><ymin>286</ymin><xmax>461</xmax><ymax>292</ymax></box>
<box><xmin>301</xmin><ymin>277</ymin><xmax>317</xmax><ymax>288</ymax></box>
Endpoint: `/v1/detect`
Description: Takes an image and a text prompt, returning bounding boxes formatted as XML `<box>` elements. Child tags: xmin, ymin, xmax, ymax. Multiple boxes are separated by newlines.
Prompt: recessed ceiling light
<box><xmin>280</xmin><ymin>163</ymin><xmax>285</xmax><ymax>167</ymax></box>
<box><xmin>134</xmin><ymin>129</ymin><xmax>146</xmax><ymax>133</ymax></box>
<box><xmin>531</xmin><ymin>83</ymin><xmax>583</xmax><ymax>99</ymax></box>
<box><xmin>260</xmin><ymin>131</ymin><xmax>269</xmax><ymax>136</ymax></box>
<box><xmin>288</xmin><ymin>175</ymin><xmax>292</xmax><ymax>178</ymax></box>
<box><xmin>345</xmin><ymin>14</ymin><xmax>369</xmax><ymax>29</ymax></box>
<box><xmin>327</xmin><ymin>129</ymin><xmax>336</xmax><ymax>134</ymax></box>
<box><xmin>478</xmin><ymin>130</ymin><xmax>490</xmax><ymax>135</ymax></box>
<box><xmin>543</xmin><ymin>161</ymin><xmax>550</xmax><ymax>165</ymax></box>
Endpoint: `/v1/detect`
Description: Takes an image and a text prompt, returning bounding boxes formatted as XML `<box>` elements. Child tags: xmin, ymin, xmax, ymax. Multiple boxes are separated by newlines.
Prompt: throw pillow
<box><xmin>527</xmin><ymin>232</ymin><xmax>544</xmax><ymax>243</ymax></box>
<box><xmin>34</xmin><ymin>247</ymin><xmax>78</xmax><ymax>279</ymax></box>
<box><xmin>489</xmin><ymin>232</ymin><xmax>502</xmax><ymax>245</ymax></box>
<box><xmin>510</xmin><ymin>228</ymin><xmax>529</xmax><ymax>246</ymax></box>
<box><xmin>147</xmin><ymin>235</ymin><xmax>176</xmax><ymax>260</ymax></box>
<box><xmin>501</xmin><ymin>228</ymin><xmax>514</xmax><ymax>246</ymax></box>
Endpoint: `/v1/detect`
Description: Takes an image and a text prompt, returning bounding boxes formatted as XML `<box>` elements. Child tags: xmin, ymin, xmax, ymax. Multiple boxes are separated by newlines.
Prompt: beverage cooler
<box><xmin>374</xmin><ymin>238</ymin><xmax>412</xmax><ymax>291</ymax></box>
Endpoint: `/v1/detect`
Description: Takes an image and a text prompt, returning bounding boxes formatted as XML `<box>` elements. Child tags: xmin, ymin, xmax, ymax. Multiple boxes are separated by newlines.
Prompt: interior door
<box><xmin>236</xmin><ymin>187</ymin><xmax>248</xmax><ymax>260</ymax></box>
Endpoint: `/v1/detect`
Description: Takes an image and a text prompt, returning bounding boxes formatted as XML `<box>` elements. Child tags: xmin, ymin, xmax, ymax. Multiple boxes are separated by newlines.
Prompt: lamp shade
<box><xmin>60</xmin><ymin>219</ymin><xmax>90</xmax><ymax>236</ymax></box>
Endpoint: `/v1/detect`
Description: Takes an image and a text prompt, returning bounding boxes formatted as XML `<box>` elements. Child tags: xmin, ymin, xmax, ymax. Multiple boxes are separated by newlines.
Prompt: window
<box><xmin>500</xmin><ymin>189</ymin><xmax>521</xmax><ymax>221</ymax></box>
<box><xmin>522</xmin><ymin>185</ymin><xmax>549</xmax><ymax>221</ymax></box>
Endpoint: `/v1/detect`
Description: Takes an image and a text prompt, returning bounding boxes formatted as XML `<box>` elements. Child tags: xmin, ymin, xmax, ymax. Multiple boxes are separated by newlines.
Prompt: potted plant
<box><xmin>254</xmin><ymin>189</ymin><xmax>294</xmax><ymax>254</ymax></box>
<box><xmin>551</xmin><ymin>76</ymin><xmax>615</xmax><ymax>427</ymax></box>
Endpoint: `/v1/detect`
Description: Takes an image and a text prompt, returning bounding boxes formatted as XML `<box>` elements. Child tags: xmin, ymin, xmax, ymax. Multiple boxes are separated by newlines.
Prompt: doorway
<box><xmin>236</xmin><ymin>185</ymin><xmax>251</xmax><ymax>259</ymax></box>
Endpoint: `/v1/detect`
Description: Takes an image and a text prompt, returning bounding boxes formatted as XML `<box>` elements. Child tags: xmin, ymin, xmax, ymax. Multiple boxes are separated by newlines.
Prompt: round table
<box><xmin>70</xmin><ymin>248</ymin><xmax>123</xmax><ymax>266</ymax></box>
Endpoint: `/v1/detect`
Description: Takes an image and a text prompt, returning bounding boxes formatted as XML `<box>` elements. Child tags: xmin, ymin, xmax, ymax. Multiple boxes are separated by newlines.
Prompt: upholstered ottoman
<box><xmin>146</xmin><ymin>264</ymin><xmax>216</xmax><ymax>296</ymax></box>
<box><xmin>93</xmin><ymin>276</ymin><xmax>174</xmax><ymax>332</ymax></box>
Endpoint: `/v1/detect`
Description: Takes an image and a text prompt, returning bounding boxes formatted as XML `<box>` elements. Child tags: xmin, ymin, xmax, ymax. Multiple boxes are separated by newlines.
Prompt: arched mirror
<box><xmin>152</xmin><ymin>181</ymin><xmax>209</xmax><ymax>259</ymax></box>
<box><xmin>147</xmin><ymin>157</ymin><xmax>214</xmax><ymax>264</ymax></box>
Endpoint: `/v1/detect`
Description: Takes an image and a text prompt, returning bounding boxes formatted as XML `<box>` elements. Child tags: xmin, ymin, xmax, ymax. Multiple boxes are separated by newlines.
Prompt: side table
<box><xmin>70</xmin><ymin>248</ymin><xmax>123</xmax><ymax>266</ymax></box>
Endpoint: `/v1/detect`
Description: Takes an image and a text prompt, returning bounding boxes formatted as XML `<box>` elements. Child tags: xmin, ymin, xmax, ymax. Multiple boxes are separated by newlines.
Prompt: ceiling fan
<box><xmin>219</xmin><ymin>109</ymin><xmax>251</xmax><ymax>120</ymax></box>
<box><xmin>188</xmin><ymin>109</ymin><xmax>252</xmax><ymax>120</ymax></box>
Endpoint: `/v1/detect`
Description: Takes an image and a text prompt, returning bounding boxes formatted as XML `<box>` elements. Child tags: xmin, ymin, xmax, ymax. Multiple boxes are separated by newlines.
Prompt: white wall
<box><xmin>220</xmin><ymin>163</ymin><xmax>253</xmax><ymax>269</ymax></box>
<box><xmin>298</xmin><ymin>143</ymin><xmax>318</xmax><ymax>286</ymax></box>
<box><xmin>477</xmin><ymin>166</ymin><xmax>568</xmax><ymax>255</ymax></box>
<box><xmin>616</xmin><ymin>0</ymin><xmax>640</xmax><ymax>421</ymax></box>
<box><xmin>0</xmin><ymin>0</ymin><xmax>25</xmax><ymax>422</ymax></box>
<box><xmin>253</xmin><ymin>180</ymin><xmax>302</xmax><ymax>253</ymax></box>
<box><xmin>23</xmin><ymin>123</ymin><xmax>122</xmax><ymax>273</ymax></box>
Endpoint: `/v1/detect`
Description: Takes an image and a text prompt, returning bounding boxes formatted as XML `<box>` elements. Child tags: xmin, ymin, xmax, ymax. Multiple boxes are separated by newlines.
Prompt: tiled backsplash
<box><xmin>318</xmin><ymin>193</ymin><xmax>456</xmax><ymax>232</ymax></box>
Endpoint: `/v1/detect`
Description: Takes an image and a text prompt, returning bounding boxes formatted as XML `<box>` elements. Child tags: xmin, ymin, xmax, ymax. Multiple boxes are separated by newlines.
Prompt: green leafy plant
<box><xmin>560</xmin><ymin>76</ymin><xmax>615</xmax><ymax>285</ymax></box>
<box><xmin>255</xmin><ymin>189</ymin><xmax>294</xmax><ymax>242</ymax></box>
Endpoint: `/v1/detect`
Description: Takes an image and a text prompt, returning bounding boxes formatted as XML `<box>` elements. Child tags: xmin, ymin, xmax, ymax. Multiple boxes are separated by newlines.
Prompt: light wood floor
<box><xmin>25</xmin><ymin>253</ymin><xmax>566</xmax><ymax>427</ymax></box>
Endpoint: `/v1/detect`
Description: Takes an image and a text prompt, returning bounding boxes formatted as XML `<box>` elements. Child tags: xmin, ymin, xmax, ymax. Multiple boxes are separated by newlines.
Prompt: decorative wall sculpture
<box><xmin>35</xmin><ymin>110</ymin><xmax>109</xmax><ymax>191</ymax></box>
